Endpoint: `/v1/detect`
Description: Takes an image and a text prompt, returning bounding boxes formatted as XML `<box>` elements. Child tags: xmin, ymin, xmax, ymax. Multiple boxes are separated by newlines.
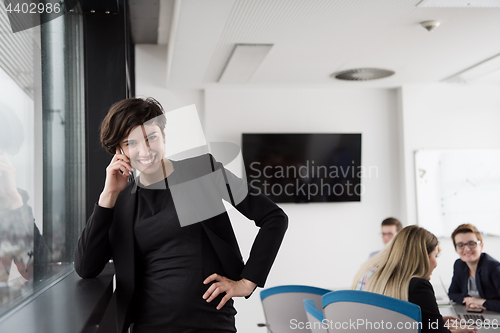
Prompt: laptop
<box><xmin>439</xmin><ymin>277</ymin><xmax>500</xmax><ymax>327</ymax></box>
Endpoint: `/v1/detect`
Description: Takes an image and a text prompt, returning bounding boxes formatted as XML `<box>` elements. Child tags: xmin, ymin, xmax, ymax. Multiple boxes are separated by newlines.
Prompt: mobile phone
<box><xmin>119</xmin><ymin>147</ymin><xmax>135</xmax><ymax>182</ymax></box>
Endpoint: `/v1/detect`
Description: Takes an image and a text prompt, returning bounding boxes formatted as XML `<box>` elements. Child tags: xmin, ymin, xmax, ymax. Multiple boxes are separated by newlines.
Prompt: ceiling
<box><xmin>130</xmin><ymin>0</ymin><xmax>500</xmax><ymax>88</ymax></box>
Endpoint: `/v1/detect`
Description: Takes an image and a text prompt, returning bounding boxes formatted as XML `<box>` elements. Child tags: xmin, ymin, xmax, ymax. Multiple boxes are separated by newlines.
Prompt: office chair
<box><xmin>322</xmin><ymin>290</ymin><xmax>421</xmax><ymax>332</ymax></box>
<box><xmin>303</xmin><ymin>299</ymin><xmax>327</xmax><ymax>332</ymax></box>
<box><xmin>259</xmin><ymin>285</ymin><xmax>331</xmax><ymax>333</ymax></box>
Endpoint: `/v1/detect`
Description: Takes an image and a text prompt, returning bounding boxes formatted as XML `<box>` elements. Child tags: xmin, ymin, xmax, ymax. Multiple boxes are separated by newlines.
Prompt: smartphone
<box><xmin>119</xmin><ymin>147</ymin><xmax>135</xmax><ymax>182</ymax></box>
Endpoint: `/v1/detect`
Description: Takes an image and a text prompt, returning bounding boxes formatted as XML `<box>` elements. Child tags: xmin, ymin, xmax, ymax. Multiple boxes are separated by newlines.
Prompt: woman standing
<box><xmin>74</xmin><ymin>98</ymin><xmax>288</xmax><ymax>333</ymax></box>
<box><xmin>449</xmin><ymin>223</ymin><xmax>500</xmax><ymax>313</ymax></box>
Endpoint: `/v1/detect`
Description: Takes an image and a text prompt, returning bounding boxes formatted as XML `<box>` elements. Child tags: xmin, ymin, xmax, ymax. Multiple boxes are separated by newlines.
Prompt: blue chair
<box><xmin>303</xmin><ymin>299</ymin><xmax>327</xmax><ymax>332</ymax></box>
<box><xmin>259</xmin><ymin>285</ymin><xmax>331</xmax><ymax>333</ymax></box>
<box><xmin>322</xmin><ymin>290</ymin><xmax>421</xmax><ymax>332</ymax></box>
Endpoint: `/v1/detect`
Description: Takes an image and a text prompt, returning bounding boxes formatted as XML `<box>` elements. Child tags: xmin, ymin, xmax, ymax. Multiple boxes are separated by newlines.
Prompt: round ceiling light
<box><xmin>331</xmin><ymin>68</ymin><xmax>395</xmax><ymax>81</ymax></box>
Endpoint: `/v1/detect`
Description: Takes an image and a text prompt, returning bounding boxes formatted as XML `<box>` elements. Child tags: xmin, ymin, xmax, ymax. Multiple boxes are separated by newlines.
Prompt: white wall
<box><xmin>135</xmin><ymin>45</ymin><xmax>500</xmax><ymax>332</ymax></box>
<box><xmin>205</xmin><ymin>87</ymin><xmax>402</xmax><ymax>330</ymax></box>
<box><xmin>399</xmin><ymin>83</ymin><xmax>500</xmax><ymax>227</ymax></box>
<box><xmin>135</xmin><ymin>44</ymin><xmax>204</xmax><ymax>118</ymax></box>
<box><xmin>398</xmin><ymin>83</ymin><xmax>500</xmax><ymax>291</ymax></box>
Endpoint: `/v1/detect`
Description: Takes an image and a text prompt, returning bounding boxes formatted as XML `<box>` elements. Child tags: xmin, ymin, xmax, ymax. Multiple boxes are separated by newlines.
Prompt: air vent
<box><xmin>331</xmin><ymin>68</ymin><xmax>395</xmax><ymax>81</ymax></box>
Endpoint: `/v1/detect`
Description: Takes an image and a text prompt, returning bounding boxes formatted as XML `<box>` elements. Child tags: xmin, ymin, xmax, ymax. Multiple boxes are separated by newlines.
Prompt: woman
<box><xmin>74</xmin><ymin>98</ymin><xmax>288</xmax><ymax>333</ymax></box>
<box><xmin>361</xmin><ymin>225</ymin><xmax>476</xmax><ymax>333</ymax></box>
<box><xmin>449</xmin><ymin>223</ymin><xmax>500</xmax><ymax>313</ymax></box>
<box><xmin>0</xmin><ymin>107</ymin><xmax>50</xmax><ymax>295</ymax></box>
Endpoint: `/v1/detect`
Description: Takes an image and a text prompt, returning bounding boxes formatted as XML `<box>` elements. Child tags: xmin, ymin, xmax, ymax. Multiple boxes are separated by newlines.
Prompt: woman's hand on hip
<box><xmin>98</xmin><ymin>147</ymin><xmax>133</xmax><ymax>208</ymax></box>
<box><xmin>202</xmin><ymin>273</ymin><xmax>257</xmax><ymax>310</ymax></box>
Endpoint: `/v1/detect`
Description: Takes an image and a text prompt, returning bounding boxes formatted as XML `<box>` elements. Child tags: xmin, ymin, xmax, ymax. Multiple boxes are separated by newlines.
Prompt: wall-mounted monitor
<box><xmin>242</xmin><ymin>133</ymin><xmax>362</xmax><ymax>203</ymax></box>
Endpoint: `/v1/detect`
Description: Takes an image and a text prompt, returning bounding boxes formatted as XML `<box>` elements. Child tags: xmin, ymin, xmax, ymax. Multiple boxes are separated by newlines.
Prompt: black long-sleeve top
<box><xmin>132</xmin><ymin>177</ymin><xmax>236</xmax><ymax>332</ymax></box>
<box><xmin>74</xmin><ymin>154</ymin><xmax>288</xmax><ymax>333</ymax></box>
<box><xmin>409</xmin><ymin>277</ymin><xmax>450</xmax><ymax>333</ymax></box>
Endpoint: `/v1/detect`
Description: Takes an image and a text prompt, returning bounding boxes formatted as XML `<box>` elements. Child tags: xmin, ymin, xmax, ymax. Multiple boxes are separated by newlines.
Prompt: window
<box><xmin>0</xmin><ymin>4</ymin><xmax>84</xmax><ymax>318</ymax></box>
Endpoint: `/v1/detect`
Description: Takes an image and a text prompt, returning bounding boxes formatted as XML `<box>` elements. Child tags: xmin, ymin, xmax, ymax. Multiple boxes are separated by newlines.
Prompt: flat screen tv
<box><xmin>242</xmin><ymin>134</ymin><xmax>362</xmax><ymax>203</ymax></box>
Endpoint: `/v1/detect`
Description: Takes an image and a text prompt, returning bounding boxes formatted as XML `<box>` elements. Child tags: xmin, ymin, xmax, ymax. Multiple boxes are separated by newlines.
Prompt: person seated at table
<box><xmin>449</xmin><ymin>223</ymin><xmax>500</xmax><ymax>313</ymax></box>
<box><xmin>369</xmin><ymin>217</ymin><xmax>403</xmax><ymax>257</ymax></box>
<box><xmin>361</xmin><ymin>225</ymin><xmax>476</xmax><ymax>333</ymax></box>
<box><xmin>351</xmin><ymin>245</ymin><xmax>390</xmax><ymax>290</ymax></box>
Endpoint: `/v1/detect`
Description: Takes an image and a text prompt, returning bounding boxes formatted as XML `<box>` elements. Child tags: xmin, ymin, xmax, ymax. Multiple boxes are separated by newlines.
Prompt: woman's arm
<box><xmin>449</xmin><ymin>260</ymin><xmax>468</xmax><ymax>304</ymax></box>
<box><xmin>74</xmin><ymin>204</ymin><xmax>114</xmax><ymax>278</ymax></box>
<box><xmin>483</xmin><ymin>299</ymin><xmax>500</xmax><ymax>312</ymax></box>
<box><xmin>210</xmin><ymin>155</ymin><xmax>288</xmax><ymax>287</ymax></box>
<box><xmin>410</xmin><ymin>278</ymin><xmax>477</xmax><ymax>333</ymax></box>
<box><xmin>409</xmin><ymin>278</ymin><xmax>450</xmax><ymax>333</ymax></box>
<box><xmin>202</xmin><ymin>155</ymin><xmax>287</xmax><ymax>309</ymax></box>
<box><xmin>481</xmin><ymin>260</ymin><xmax>500</xmax><ymax>312</ymax></box>
<box><xmin>75</xmin><ymin>149</ymin><xmax>132</xmax><ymax>278</ymax></box>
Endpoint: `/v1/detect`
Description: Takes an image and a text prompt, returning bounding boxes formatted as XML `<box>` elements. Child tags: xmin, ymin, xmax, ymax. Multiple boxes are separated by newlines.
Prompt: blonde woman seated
<box><xmin>352</xmin><ymin>225</ymin><xmax>476</xmax><ymax>333</ymax></box>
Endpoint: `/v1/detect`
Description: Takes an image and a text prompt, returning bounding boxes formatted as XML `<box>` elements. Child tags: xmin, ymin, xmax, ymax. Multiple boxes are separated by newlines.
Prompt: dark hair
<box><xmin>451</xmin><ymin>223</ymin><xmax>483</xmax><ymax>248</ymax></box>
<box><xmin>100</xmin><ymin>97</ymin><xmax>166</xmax><ymax>155</ymax></box>
<box><xmin>381</xmin><ymin>217</ymin><xmax>403</xmax><ymax>232</ymax></box>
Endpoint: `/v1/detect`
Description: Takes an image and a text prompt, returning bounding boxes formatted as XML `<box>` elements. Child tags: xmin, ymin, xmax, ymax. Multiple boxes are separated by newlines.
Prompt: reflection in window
<box><xmin>0</xmin><ymin>85</ymin><xmax>42</xmax><ymax>311</ymax></box>
<box><xmin>0</xmin><ymin>5</ymin><xmax>84</xmax><ymax>317</ymax></box>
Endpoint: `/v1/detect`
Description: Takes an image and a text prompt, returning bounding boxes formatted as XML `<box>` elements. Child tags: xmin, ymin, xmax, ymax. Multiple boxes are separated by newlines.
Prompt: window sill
<box><xmin>0</xmin><ymin>263</ymin><xmax>114</xmax><ymax>333</ymax></box>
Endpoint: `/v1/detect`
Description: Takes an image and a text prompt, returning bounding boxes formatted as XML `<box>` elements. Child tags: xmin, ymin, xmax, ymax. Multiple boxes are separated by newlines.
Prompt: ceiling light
<box><xmin>218</xmin><ymin>44</ymin><xmax>273</xmax><ymax>83</ymax></box>
<box><xmin>330</xmin><ymin>68</ymin><xmax>395</xmax><ymax>81</ymax></box>
<box><xmin>417</xmin><ymin>0</ymin><xmax>500</xmax><ymax>7</ymax></box>
<box><xmin>442</xmin><ymin>53</ymin><xmax>500</xmax><ymax>83</ymax></box>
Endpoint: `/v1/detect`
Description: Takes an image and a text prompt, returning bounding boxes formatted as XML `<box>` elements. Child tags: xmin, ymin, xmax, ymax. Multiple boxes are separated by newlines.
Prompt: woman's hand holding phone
<box><xmin>98</xmin><ymin>147</ymin><xmax>134</xmax><ymax>208</ymax></box>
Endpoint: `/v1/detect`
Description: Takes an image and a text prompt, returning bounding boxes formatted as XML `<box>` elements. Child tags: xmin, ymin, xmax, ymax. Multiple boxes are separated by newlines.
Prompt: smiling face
<box><xmin>454</xmin><ymin>232</ymin><xmax>483</xmax><ymax>266</ymax></box>
<box><xmin>120</xmin><ymin>124</ymin><xmax>165</xmax><ymax>177</ymax></box>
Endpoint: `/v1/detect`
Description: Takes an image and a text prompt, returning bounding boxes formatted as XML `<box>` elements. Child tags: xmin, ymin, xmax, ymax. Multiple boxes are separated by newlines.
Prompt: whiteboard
<box><xmin>415</xmin><ymin>149</ymin><xmax>500</xmax><ymax>238</ymax></box>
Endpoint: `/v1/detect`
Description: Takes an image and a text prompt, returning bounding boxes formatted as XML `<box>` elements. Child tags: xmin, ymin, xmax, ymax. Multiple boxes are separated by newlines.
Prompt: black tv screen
<box><xmin>242</xmin><ymin>134</ymin><xmax>362</xmax><ymax>203</ymax></box>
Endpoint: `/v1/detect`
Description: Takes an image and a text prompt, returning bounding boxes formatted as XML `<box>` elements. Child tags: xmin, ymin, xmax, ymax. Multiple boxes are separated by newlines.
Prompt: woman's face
<box><xmin>454</xmin><ymin>232</ymin><xmax>483</xmax><ymax>265</ymax></box>
<box><xmin>427</xmin><ymin>246</ymin><xmax>439</xmax><ymax>280</ymax></box>
<box><xmin>120</xmin><ymin>124</ymin><xmax>165</xmax><ymax>176</ymax></box>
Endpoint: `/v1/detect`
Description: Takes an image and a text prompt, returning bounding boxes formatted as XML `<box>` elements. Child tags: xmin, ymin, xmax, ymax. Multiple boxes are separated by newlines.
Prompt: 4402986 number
<box><xmin>5</xmin><ymin>2</ymin><xmax>61</xmax><ymax>14</ymax></box>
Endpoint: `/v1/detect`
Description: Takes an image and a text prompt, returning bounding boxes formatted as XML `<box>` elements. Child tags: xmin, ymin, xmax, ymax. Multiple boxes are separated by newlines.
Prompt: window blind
<box><xmin>0</xmin><ymin>6</ymin><xmax>34</xmax><ymax>99</ymax></box>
